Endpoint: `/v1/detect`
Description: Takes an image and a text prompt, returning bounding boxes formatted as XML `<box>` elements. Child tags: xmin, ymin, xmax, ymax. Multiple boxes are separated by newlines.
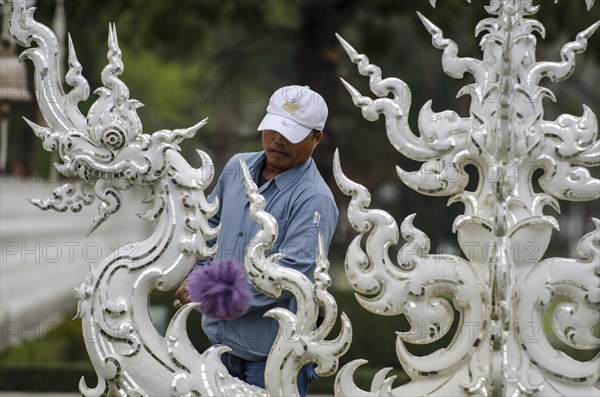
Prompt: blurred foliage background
<box><xmin>4</xmin><ymin>0</ymin><xmax>598</xmax><ymax>257</ymax></box>
<box><xmin>1</xmin><ymin>0</ymin><xmax>599</xmax><ymax>393</ymax></box>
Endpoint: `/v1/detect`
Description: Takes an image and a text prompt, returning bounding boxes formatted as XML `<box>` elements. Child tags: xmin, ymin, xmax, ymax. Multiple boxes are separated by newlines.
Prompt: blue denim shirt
<box><xmin>197</xmin><ymin>151</ymin><xmax>338</xmax><ymax>361</ymax></box>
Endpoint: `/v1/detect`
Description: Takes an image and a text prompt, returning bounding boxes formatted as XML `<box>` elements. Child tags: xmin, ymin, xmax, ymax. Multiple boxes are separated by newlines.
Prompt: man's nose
<box><xmin>272</xmin><ymin>132</ymin><xmax>288</xmax><ymax>145</ymax></box>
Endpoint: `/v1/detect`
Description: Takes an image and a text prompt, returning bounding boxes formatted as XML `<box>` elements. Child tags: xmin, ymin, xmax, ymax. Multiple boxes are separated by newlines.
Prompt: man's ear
<box><xmin>313</xmin><ymin>130</ymin><xmax>324</xmax><ymax>147</ymax></box>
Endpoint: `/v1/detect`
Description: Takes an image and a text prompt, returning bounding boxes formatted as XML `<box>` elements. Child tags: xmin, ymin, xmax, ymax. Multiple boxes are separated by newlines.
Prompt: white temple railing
<box><xmin>4</xmin><ymin>0</ymin><xmax>599</xmax><ymax>395</ymax></box>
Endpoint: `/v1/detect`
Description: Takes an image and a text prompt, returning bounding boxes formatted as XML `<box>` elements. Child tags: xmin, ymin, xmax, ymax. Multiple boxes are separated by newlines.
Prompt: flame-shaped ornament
<box><xmin>335</xmin><ymin>0</ymin><xmax>599</xmax><ymax>395</ymax></box>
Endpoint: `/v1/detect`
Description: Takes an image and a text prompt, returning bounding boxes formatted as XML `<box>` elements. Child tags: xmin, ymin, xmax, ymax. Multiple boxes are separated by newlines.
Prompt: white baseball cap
<box><xmin>257</xmin><ymin>85</ymin><xmax>328</xmax><ymax>144</ymax></box>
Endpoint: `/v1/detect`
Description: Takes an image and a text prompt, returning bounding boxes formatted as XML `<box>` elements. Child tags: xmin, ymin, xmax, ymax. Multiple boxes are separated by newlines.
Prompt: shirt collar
<box><xmin>247</xmin><ymin>151</ymin><xmax>314</xmax><ymax>191</ymax></box>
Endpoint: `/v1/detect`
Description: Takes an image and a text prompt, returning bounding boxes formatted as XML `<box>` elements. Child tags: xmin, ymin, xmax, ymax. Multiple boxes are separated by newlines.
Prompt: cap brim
<box><xmin>257</xmin><ymin>113</ymin><xmax>311</xmax><ymax>144</ymax></box>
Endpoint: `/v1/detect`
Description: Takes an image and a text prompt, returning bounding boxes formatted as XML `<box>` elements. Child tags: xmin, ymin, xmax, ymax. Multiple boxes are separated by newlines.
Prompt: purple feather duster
<box><xmin>187</xmin><ymin>260</ymin><xmax>252</xmax><ymax>320</ymax></box>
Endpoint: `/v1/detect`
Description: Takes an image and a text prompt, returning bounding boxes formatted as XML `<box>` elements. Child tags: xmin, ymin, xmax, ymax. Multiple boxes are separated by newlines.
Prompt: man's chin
<box><xmin>266</xmin><ymin>153</ymin><xmax>287</xmax><ymax>165</ymax></box>
<box><xmin>265</xmin><ymin>159</ymin><xmax>289</xmax><ymax>173</ymax></box>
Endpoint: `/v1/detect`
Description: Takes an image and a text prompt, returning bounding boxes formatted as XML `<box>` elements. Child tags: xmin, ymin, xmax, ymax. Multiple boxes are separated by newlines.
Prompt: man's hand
<box><xmin>174</xmin><ymin>281</ymin><xmax>190</xmax><ymax>308</ymax></box>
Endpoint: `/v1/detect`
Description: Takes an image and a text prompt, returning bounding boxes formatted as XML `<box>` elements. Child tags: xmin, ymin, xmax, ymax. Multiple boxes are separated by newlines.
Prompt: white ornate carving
<box><xmin>334</xmin><ymin>0</ymin><xmax>599</xmax><ymax>395</ymax></box>
<box><xmin>8</xmin><ymin>0</ymin><xmax>599</xmax><ymax>394</ymax></box>
<box><xmin>240</xmin><ymin>160</ymin><xmax>352</xmax><ymax>397</ymax></box>
<box><xmin>5</xmin><ymin>0</ymin><xmax>349</xmax><ymax>394</ymax></box>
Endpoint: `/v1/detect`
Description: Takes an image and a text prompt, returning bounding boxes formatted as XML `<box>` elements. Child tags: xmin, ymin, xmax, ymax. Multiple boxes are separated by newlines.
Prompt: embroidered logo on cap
<box><xmin>281</xmin><ymin>120</ymin><xmax>299</xmax><ymax>129</ymax></box>
<box><xmin>282</xmin><ymin>101</ymin><xmax>302</xmax><ymax>117</ymax></box>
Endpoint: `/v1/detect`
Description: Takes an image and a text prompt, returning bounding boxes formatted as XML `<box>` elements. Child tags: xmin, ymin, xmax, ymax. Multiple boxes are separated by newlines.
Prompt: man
<box><xmin>176</xmin><ymin>85</ymin><xmax>338</xmax><ymax>396</ymax></box>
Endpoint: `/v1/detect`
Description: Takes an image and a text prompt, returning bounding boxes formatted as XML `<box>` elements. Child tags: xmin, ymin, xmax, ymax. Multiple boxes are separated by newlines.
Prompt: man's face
<box><xmin>261</xmin><ymin>129</ymin><xmax>322</xmax><ymax>173</ymax></box>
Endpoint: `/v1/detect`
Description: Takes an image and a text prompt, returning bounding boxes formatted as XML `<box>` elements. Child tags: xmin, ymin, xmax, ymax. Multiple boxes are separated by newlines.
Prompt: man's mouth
<box><xmin>268</xmin><ymin>148</ymin><xmax>288</xmax><ymax>156</ymax></box>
